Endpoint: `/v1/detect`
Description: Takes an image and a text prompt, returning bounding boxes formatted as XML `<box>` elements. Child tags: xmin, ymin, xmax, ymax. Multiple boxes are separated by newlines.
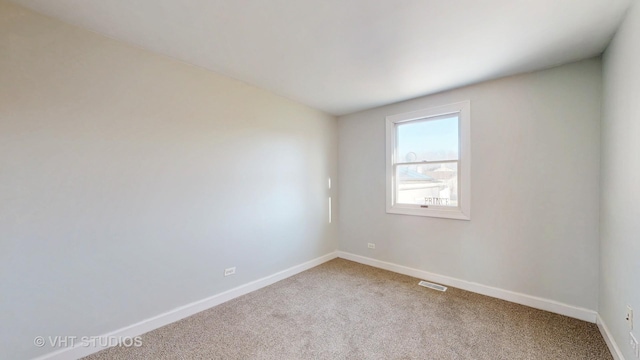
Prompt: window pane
<box><xmin>396</xmin><ymin>115</ymin><xmax>458</xmax><ymax>162</ymax></box>
<box><xmin>395</xmin><ymin>162</ymin><xmax>458</xmax><ymax>207</ymax></box>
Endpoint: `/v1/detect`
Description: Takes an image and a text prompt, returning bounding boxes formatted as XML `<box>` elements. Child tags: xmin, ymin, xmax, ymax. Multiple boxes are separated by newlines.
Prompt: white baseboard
<box><xmin>32</xmin><ymin>250</ymin><xmax>604</xmax><ymax>359</ymax></box>
<box><xmin>32</xmin><ymin>251</ymin><xmax>338</xmax><ymax>360</ymax></box>
<box><xmin>337</xmin><ymin>251</ymin><xmax>597</xmax><ymax>323</ymax></box>
<box><xmin>597</xmin><ymin>314</ymin><xmax>626</xmax><ymax>360</ymax></box>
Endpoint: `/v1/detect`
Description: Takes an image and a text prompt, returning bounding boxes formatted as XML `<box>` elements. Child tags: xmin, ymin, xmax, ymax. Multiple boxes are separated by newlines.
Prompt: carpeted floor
<box><xmin>83</xmin><ymin>259</ymin><xmax>612</xmax><ymax>360</ymax></box>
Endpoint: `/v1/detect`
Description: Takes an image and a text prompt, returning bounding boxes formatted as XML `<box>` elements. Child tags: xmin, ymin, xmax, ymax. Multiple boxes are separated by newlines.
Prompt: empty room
<box><xmin>2</xmin><ymin>0</ymin><xmax>639</xmax><ymax>359</ymax></box>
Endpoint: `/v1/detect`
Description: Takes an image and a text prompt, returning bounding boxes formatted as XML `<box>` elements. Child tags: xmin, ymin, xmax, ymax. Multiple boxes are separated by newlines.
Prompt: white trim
<box><xmin>337</xmin><ymin>251</ymin><xmax>597</xmax><ymax>323</ymax></box>
<box><xmin>385</xmin><ymin>101</ymin><xmax>471</xmax><ymax>220</ymax></box>
<box><xmin>597</xmin><ymin>314</ymin><xmax>626</xmax><ymax>360</ymax></box>
<box><xmin>32</xmin><ymin>252</ymin><xmax>338</xmax><ymax>360</ymax></box>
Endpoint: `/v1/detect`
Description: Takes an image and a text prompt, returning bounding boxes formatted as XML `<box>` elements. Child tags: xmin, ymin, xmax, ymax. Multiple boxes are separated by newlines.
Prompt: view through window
<box><xmin>395</xmin><ymin>115</ymin><xmax>459</xmax><ymax>207</ymax></box>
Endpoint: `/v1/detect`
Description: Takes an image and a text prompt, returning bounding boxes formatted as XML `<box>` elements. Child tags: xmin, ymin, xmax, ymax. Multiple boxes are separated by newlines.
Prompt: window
<box><xmin>385</xmin><ymin>101</ymin><xmax>470</xmax><ymax>220</ymax></box>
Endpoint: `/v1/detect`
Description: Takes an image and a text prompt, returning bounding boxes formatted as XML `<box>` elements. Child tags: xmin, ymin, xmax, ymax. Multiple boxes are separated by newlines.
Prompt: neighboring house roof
<box><xmin>398</xmin><ymin>167</ymin><xmax>436</xmax><ymax>182</ymax></box>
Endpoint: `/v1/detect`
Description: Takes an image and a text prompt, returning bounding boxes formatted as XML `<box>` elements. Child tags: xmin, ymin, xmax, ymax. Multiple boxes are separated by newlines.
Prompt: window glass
<box><xmin>396</xmin><ymin>115</ymin><xmax>458</xmax><ymax>163</ymax></box>
<box><xmin>395</xmin><ymin>163</ymin><xmax>458</xmax><ymax>207</ymax></box>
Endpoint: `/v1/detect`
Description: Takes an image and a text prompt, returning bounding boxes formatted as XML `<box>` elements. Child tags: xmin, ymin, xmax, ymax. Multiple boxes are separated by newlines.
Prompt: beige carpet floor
<box><xmin>83</xmin><ymin>259</ymin><xmax>612</xmax><ymax>360</ymax></box>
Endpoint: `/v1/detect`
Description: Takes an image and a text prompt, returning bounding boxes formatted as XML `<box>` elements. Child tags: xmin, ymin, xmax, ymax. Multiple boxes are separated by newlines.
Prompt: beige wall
<box><xmin>600</xmin><ymin>1</ymin><xmax>640</xmax><ymax>358</ymax></box>
<box><xmin>338</xmin><ymin>59</ymin><xmax>602</xmax><ymax>311</ymax></box>
<box><xmin>0</xmin><ymin>2</ymin><xmax>337</xmax><ymax>359</ymax></box>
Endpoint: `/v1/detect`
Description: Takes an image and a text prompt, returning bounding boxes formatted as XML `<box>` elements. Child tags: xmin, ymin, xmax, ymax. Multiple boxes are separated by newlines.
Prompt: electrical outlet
<box><xmin>367</xmin><ymin>243</ymin><xmax>375</xmax><ymax>249</ymax></box>
<box><xmin>224</xmin><ymin>267</ymin><xmax>236</xmax><ymax>277</ymax></box>
<box><xmin>628</xmin><ymin>305</ymin><xmax>634</xmax><ymax>330</ymax></box>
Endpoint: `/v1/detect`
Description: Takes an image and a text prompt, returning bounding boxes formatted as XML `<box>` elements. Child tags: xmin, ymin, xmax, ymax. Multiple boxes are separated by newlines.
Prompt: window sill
<box><xmin>386</xmin><ymin>206</ymin><xmax>470</xmax><ymax>220</ymax></box>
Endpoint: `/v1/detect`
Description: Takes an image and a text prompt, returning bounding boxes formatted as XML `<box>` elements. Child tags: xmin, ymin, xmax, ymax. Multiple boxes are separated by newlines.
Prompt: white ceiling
<box><xmin>11</xmin><ymin>0</ymin><xmax>631</xmax><ymax>115</ymax></box>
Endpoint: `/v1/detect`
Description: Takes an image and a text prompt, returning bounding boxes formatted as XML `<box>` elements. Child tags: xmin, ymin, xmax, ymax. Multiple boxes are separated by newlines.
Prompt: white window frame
<box><xmin>385</xmin><ymin>101</ymin><xmax>471</xmax><ymax>220</ymax></box>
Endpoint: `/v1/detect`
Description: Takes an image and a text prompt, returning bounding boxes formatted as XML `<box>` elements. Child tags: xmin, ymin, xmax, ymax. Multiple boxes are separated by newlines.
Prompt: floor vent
<box><xmin>418</xmin><ymin>280</ymin><xmax>447</xmax><ymax>292</ymax></box>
